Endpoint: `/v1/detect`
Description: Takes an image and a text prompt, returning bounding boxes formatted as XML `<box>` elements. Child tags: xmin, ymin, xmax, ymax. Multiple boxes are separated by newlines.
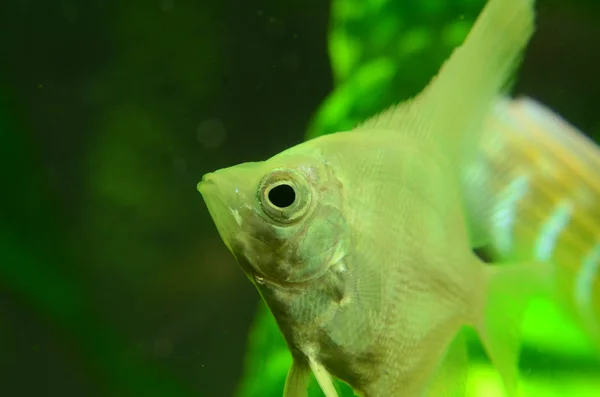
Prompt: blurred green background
<box><xmin>0</xmin><ymin>0</ymin><xmax>599</xmax><ymax>396</ymax></box>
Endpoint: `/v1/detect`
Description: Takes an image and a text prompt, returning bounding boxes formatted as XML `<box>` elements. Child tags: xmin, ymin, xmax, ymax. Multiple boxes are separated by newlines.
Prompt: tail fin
<box><xmin>464</xmin><ymin>96</ymin><xmax>600</xmax><ymax>348</ymax></box>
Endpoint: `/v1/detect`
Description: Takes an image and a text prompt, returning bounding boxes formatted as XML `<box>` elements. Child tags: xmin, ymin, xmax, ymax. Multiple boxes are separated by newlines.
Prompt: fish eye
<box><xmin>258</xmin><ymin>169</ymin><xmax>311</xmax><ymax>224</ymax></box>
<box><xmin>267</xmin><ymin>184</ymin><xmax>296</xmax><ymax>208</ymax></box>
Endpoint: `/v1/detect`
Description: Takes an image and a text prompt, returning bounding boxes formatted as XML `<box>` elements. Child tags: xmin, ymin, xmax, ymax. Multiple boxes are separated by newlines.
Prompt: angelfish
<box><xmin>198</xmin><ymin>0</ymin><xmax>541</xmax><ymax>396</ymax></box>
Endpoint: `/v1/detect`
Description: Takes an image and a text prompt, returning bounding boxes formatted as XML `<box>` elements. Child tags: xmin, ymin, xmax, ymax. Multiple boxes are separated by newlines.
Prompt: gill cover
<box><xmin>200</xmin><ymin>152</ymin><xmax>348</xmax><ymax>286</ymax></box>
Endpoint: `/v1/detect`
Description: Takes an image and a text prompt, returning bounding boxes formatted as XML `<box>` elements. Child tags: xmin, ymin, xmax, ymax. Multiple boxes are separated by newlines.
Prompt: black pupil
<box><xmin>268</xmin><ymin>184</ymin><xmax>296</xmax><ymax>208</ymax></box>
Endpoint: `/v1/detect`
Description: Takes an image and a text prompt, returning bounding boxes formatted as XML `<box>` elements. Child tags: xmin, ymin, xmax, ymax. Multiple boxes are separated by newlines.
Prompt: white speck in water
<box><xmin>196</xmin><ymin>118</ymin><xmax>227</xmax><ymax>149</ymax></box>
<box><xmin>254</xmin><ymin>276</ymin><xmax>265</xmax><ymax>285</ymax></box>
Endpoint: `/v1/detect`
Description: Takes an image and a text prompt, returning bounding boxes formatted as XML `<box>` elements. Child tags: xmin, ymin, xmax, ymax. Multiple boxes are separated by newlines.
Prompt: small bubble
<box><xmin>196</xmin><ymin>118</ymin><xmax>227</xmax><ymax>149</ymax></box>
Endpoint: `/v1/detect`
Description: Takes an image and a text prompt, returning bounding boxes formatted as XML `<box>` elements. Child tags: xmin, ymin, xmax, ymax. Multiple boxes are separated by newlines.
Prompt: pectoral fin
<box><xmin>307</xmin><ymin>355</ymin><xmax>339</xmax><ymax>397</ymax></box>
<box><xmin>284</xmin><ymin>360</ymin><xmax>310</xmax><ymax>397</ymax></box>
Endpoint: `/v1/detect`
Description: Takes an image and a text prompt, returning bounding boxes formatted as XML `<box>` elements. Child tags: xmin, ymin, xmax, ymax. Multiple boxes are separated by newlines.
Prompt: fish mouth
<box><xmin>197</xmin><ymin>174</ymin><xmax>220</xmax><ymax>217</ymax></box>
<box><xmin>197</xmin><ymin>172</ymin><xmax>217</xmax><ymax>192</ymax></box>
<box><xmin>197</xmin><ymin>172</ymin><xmax>238</xmax><ymax>252</ymax></box>
<box><xmin>198</xmin><ymin>182</ymin><xmax>276</xmax><ymax>287</ymax></box>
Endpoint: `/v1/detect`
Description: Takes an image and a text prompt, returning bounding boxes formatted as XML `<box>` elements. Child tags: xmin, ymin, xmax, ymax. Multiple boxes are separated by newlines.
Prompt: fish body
<box><xmin>206</xmin><ymin>132</ymin><xmax>480</xmax><ymax>397</ymax></box>
<box><xmin>198</xmin><ymin>0</ymin><xmax>539</xmax><ymax>396</ymax></box>
<box><xmin>465</xmin><ymin>97</ymin><xmax>600</xmax><ymax>348</ymax></box>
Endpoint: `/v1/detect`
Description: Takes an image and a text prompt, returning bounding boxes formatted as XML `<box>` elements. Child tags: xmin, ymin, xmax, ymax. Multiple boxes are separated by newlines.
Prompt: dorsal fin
<box><xmin>357</xmin><ymin>0</ymin><xmax>535</xmax><ymax>174</ymax></box>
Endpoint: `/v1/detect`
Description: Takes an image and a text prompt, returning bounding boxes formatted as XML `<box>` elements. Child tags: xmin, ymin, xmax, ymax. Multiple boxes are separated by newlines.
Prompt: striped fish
<box><xmin>463</xmin><ymin>97</ymin><xmax>600</xmax><ymax>350</ymax></box>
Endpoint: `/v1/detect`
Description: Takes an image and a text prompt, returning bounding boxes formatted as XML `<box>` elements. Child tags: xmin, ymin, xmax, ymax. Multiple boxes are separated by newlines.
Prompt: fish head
<box><xmin>197</xmin><ymin>144</ymin><xmax>347</xmax><ymax>289</ymax></box>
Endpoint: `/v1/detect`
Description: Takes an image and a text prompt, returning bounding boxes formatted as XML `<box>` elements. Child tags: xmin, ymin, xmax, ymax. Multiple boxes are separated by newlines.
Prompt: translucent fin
<box><xmin>505</xmin><ymin>99</ymin><xmax>600</xmax><ymax>344</ymax></box>
<box><xmin>427</xmin><ymin>328</ymin><xmax>469</xmax><ymax>397</ymax></box>
<box><xmin>416</xmin><ymin>0</ymin><xmax>534</xmax><ymax>168</ymax></box>
<box><xmin>357</xmin><ymin>0</ymin><xmax>535</xmax><ymax>174</ymax></box>
<box><xmin>474</xmin><ymin>261</ymin><xmax>552</xmax><ymax>397</ymax></box>
<box><xmin>459</xmin><ymin>98</ymin><xmax>514</xmax><ymax>249</ymax></box>
<box><xmin>463</xmin><ymin>96</ymin><xmax>600</xmax><ymax>347</ymax></box>
<box><xmin>307</xmin><ymin>355</ymin><xmax>339</xmax><ymax>397</ymax></box>
<box><xmin>461</xmin><ymin>152</ymin><xmax>498</xmax><ymax>249</ymax></box>
<box><xmin>284</xmin><ymin>360</ymin><xmax>310</xmax><ymax>397</ymax></box>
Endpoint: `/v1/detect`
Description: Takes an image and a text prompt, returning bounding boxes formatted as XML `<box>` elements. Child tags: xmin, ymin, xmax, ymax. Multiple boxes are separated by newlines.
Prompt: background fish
<box><xmin>198</xmin><ymin>0</ymin><xmax>540</xmax><ymax>396</ymax></box>
<box><xmin>464</xmin><ymin>97</ymin><xmax>600</xmax><ymax>351</ymax></box>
